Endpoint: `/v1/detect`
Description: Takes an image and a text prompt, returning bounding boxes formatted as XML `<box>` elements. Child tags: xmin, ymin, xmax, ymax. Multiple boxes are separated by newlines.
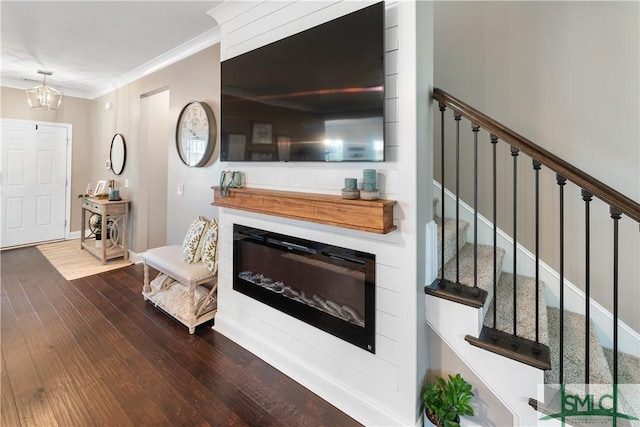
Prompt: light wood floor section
<box><xmin>37</xmin><ymin>239</ymin><xmax>132</xmax><ymax>280</ymax></box>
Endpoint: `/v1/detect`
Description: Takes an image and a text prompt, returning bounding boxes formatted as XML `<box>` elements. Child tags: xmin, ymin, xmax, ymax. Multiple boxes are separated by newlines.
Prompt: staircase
<box><xmin>429</xmin><ymin>207</ymin><xmax>640</xmax><ymax>425</ymax></box>
<box><xmin>425</xmin><ymin>89</ymin><xmax>640</xmax><ymax>426</ymax></box>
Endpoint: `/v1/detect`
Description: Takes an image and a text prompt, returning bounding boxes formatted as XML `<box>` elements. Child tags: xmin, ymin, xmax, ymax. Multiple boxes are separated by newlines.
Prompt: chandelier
<box><xmin>25</xmin><ymin>70</ymin><xmax>63</xmax><ymax>110</ymax></box>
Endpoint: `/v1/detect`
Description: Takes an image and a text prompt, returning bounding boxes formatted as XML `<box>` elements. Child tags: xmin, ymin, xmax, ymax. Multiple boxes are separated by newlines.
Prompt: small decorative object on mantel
<box><xmin>219</xmin><ymin>170</ymin><xmax>244</xmax><ymax>197</ymax></box>
<box><xmin>342</xmin><ymin>177</ymin><xmax>360</xmax><ymax>200</ymax></box>
<box><xmin>360</xmin><ymin>190</ymin><xmax>379</xmax><ymax>201</ymax></box>
<box><xmin>361</xmin><ymin>168</ymin><xmax>379</xmax><ymax>200</ymax></box>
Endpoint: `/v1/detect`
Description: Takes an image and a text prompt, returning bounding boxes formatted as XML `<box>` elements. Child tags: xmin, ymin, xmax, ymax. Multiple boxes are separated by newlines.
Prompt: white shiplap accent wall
<box><xmin>210</xmin><ymin>2</ymin><xmax>426</xmax><ymax>425</ymax></box>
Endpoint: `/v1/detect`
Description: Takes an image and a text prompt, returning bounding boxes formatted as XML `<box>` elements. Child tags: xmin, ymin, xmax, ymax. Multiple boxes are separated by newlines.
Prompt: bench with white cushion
<box><xmin>143</xmin><ymin>217</ymin><xmax>219</xmax><ymax>333</ymax></box>
<box><xmin>142</xmin><ymin>245</ymin><xmax>217</xmax><ymax>334</ymax></box>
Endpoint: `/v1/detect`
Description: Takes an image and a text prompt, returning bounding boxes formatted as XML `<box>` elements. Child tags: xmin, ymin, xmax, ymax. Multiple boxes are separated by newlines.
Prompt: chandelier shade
<box><xmin>25</xmin><ymin>71</ymin><xmax>63</xmax><ymax>110</ymax></box>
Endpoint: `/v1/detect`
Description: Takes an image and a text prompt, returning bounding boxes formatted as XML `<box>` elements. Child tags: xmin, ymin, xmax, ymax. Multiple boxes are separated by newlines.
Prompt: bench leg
<box><xmin>143</xmin><ymin>262</ymin><xmax>151</xmax><ymax>295</ymax></box>
<box><xmin>187</xmin><ymin>287</ymin><xmax>197</xmax><ymax>333</ymax></box>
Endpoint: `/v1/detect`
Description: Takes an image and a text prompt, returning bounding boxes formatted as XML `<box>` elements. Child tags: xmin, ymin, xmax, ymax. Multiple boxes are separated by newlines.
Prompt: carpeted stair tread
<box><xmin>436</xmin><ymin>217</ymin><xmax>469</xmax><ymax>269</ymax></box>
<box><xmin>484</xmin><ymin>272</ymin><xmax>548</xmax><ymax>346</ymax></box>
<box><xmin>603</xmin><ymin>348</ymin><xmax>640</xmax><ymax>417</ymax></box>
<box><xmin>602</xmin><ymin>348</ymin><xmax>640</xmax><ymax>384</ymax></box>
<box><xmin>439</xmin><ymin>243</ymin><xmax>505</xmax><ymax>311</ymax></box>
<box><xmin>435</xmin><ymin>209</ymin><xmax>629</xmax><ymax>401</ymax></box>
<box><xmin>545</xmin><ymin>307</ymin><xmax>613</xmax><ymax>385</ymax></box>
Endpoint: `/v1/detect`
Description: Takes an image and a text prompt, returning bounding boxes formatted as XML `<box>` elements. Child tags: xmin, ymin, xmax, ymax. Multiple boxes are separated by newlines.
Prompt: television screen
<box><xmin>220</xmin><ymin>2</ymin><xmax>385</xmax><ymax>162</ymax></box>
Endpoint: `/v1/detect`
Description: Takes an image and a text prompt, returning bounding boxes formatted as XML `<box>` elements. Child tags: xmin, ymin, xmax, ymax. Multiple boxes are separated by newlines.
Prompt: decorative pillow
<box><xmin>200</xmin><ymin>218</ymin><xmax>219</xmax><ymax>274</ymax></box>
<box><xmin>194</xmin><ymin>218</ymin><xmax>212</xmax><ymax>263</ymax></box>
<box><xmin>182</xmin><ymin>216</ymin><xmax>208</xmax><ymax>263</ymax></box>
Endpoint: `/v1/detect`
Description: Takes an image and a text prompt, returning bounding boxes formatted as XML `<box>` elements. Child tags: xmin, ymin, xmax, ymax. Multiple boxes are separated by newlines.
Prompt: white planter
<box><xmin>423</xmin><ymin>408</ymin><xmax>436</xmax><ymax>427</ymax></box>
<box><xmin>95</xmin><ymin>235</ymin><xmax>112</xmax><ymax>249</ymax></box>
<box><xmin>423</xmin><ymin>408</ymin><xmax>460</xmax><ymax>427</ymax></box>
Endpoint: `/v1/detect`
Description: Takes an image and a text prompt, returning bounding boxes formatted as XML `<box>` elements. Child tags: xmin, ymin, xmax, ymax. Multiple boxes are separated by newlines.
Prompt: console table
<box><xmin>80</xmin><ymin>198</ymin><xmax>130</xmax><ymax>264</ymax></box>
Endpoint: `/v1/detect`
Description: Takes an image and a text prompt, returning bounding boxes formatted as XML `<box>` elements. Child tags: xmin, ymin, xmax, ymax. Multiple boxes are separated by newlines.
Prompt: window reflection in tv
<box><xmin>220</xmin><ymin>2</ymin><xmax>385</xmax><ymax>162</ymax></box>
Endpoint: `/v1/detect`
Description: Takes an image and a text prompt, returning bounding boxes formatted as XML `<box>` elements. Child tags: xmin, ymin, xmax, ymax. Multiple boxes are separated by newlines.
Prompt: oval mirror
<box><xmin>110</xmin><ymin>133</ymin><xmax>126</xmax><ymax>175</ymax></box>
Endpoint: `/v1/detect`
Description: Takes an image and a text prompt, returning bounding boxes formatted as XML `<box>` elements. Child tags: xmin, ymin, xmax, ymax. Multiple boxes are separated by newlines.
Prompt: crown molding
<box><xmin>207</xmin><ymin>0</ymin><xmax>262</xmax><ymax>26</ymax></box>
<box><xmin>3</xmin><ymin>25</ymin><xmax>221</xmax><ymax>100</ymax></box>
<box><xmin>89</xmin><ymin>26</ymin><xmax>221</xmax><ymax>99</ymax></box>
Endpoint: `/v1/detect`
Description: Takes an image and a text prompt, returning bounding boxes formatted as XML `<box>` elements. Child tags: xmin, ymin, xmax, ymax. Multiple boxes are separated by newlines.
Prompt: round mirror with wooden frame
<box><xmin>110</xmin><ymin>133</ymin><xmax>126</xmax><ymax>175</ymax></box>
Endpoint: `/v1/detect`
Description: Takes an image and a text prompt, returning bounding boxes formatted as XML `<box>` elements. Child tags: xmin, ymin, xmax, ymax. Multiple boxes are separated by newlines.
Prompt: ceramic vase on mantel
<box><xmin>360</xmin><ymin>168</ymin><xmax>379</xmax><ymax>200</ymax></box>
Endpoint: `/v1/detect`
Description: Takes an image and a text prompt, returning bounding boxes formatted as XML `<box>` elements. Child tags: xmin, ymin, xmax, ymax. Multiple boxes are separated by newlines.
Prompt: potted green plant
<box><xmin>422</xmin><ymin>373</ymin><xmax>474</xmax><ymax>427</ymax></box>
<box><xmin>89</xmin><ymin>213</ymin><xmax>113</xmax><ymax>248</ymax></box>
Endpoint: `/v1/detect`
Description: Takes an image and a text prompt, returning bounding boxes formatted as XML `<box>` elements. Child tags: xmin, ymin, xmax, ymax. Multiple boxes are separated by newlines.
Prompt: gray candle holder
<box><xmin>342</xmin><ymin>189</ymin><xmax>360</xmax><ymax>200</ymax></box>
<box><xmin>360</xmin><ymin>190</ymin><xmax>379</xmax><ymax>200</ymax></box>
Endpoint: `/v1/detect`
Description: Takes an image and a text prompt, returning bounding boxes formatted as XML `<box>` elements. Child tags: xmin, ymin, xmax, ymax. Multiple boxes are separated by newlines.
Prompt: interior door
<box><xmin>1</xmin><ymin>120</ymin><xmax>68</xmax><ymax>247</ymax></box>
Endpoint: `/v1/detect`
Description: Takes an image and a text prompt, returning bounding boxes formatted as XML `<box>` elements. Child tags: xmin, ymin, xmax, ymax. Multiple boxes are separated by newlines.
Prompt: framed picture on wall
<box><xmin>251</xmin><ymin>122</ymin><xmax>272</xmax><ymax>144</ymax></box>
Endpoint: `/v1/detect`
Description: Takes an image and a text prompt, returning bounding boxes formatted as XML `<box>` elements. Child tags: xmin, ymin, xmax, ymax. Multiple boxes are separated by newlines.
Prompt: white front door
<box><xmin>1</xmin><ymin>120</ymin><xmax>68</xmax><ymax>248</ymax></box>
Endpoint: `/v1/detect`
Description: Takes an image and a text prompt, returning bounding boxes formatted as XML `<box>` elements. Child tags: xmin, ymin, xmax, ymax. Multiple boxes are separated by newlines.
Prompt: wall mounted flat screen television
<box><xmin>220</xmin><ymin>2</ymin><xmax>384</xmax><ymax>162</ymax></box>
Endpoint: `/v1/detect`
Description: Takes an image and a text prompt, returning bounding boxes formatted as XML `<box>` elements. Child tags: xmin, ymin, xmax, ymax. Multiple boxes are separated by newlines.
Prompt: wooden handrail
<box><xmin>433</xmin><ymin>88</ymin><xmax>640</xmax><ymax>223</ymax></box>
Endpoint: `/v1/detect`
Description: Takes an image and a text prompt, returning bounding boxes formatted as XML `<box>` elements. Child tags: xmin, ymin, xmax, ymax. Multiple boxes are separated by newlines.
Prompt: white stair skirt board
<box><xmin>425</xmin><ymin>295</ymin><xmax>544</xmax><ymax>426</ymax></box>
<box><xmin>433</xmin><ymin>181</ymin><xmax>640</xmax><ymax>358</ymax></box>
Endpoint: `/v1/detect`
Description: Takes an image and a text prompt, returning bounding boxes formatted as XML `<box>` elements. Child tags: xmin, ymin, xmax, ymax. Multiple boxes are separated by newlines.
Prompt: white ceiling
<box><xmin>1</xmin><ymin>1</ymin><xmax>223</xmax><ymax>99</ymax></box>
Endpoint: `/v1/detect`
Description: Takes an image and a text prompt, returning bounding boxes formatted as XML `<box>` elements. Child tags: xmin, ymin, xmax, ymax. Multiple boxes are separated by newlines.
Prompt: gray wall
<box><xmin>433</xmin><ymin>1</ymin><xmax>640</xmax><ymax>330</ymax></box>
<box><xmin>91</xmin><ymin>45</ymin><xmax>222</xmax><ymax>253</ymax></box>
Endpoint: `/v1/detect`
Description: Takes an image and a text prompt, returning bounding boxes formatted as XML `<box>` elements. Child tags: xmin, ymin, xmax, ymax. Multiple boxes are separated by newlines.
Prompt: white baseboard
<box><xmin>433</xmin><ymin>181</ymin><xmax>640</xmax><ymax>358</ymax></box>
<box><xmin>128</xmin><ymin>250</ymin><xmax>143</xmax><ymax>263</ymax></box>
<box><xmin>213</xmin><ymin>311</ymin><xmax>406</xmax><ymax>427</ymax></box>
<box><xmin>425</xmin><ymin>220</ymin><xmax>438</xmax><ymax>283</ymax></box>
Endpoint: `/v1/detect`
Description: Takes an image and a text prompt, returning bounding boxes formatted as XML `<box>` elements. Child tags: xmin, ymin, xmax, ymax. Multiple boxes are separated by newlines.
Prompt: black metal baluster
<box><xmin>557</xmin><ymin>174</ymin><xmax>567</xmax><ymax>385</ymax></box>
<box><xmin>490</xmin><ymin>135</ymin><xmax>499</xmax><ymax>340</ymax></box>
<box><xmin>455</xmin><ymin>113</ymin><xmax>462</xmax><ymax>286</ymax></box>
<box><xmin>532</xmin><ymin>160</ymin><xmax>542</xmax><ymax>354</ymax></box>
<box><xmin>582</xmin><ymin>190</ymin><xmax>593</xmax><ymax>385</ymax></box>
<box><xmin>439</xmin><ymin>103</ymin><xmax>446</xmax><ymax>288</ymax></box>
<box><xmin>511</xmin><ymin>146</ymin><xmax>519</xmax><ymax>347</ymax></box>
<box><xmin>611</xmin><ymin>206</ymin><xmax>621</xmax><ymax>427</ymax></box>
<box><xmin>472</xmin><ymin>124</ymin><xmax>481</xmax><ymax>295</ymax></box>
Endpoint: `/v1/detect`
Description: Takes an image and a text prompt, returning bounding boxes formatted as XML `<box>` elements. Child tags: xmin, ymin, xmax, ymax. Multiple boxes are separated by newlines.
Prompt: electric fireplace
<box><xmin>233</xmin><ymin>224</ymin><xmax>376</xmax><ymax>353</ymax></box>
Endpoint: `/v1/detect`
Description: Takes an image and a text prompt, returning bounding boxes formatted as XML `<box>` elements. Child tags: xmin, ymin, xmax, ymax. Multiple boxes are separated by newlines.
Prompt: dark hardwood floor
<box><xmin>1</xmin><ymin>246</ymin><xmax>361</xmax><ymax>427</ymax></box>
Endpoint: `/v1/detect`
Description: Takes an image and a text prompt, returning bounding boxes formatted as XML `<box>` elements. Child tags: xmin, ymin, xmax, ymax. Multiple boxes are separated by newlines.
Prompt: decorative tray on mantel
<box><xmin>211</xmin><ymin>186</ymin><xmax>397</xmax><ymax>234</ymax></box>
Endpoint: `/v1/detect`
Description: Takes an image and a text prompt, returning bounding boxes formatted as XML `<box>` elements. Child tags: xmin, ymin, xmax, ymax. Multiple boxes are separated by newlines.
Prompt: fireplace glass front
<box><xmin>233</xmin><ymin>224</ymin><xmax>376</xmax><ymax>353</ymax></box>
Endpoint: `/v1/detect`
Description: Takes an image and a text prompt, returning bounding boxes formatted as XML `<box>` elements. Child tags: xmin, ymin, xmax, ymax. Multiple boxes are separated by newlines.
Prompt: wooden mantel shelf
<box><xmin>211</xmin><ymin>187</ymin><xmax>397</xmax><ymax>234</ymax></box>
